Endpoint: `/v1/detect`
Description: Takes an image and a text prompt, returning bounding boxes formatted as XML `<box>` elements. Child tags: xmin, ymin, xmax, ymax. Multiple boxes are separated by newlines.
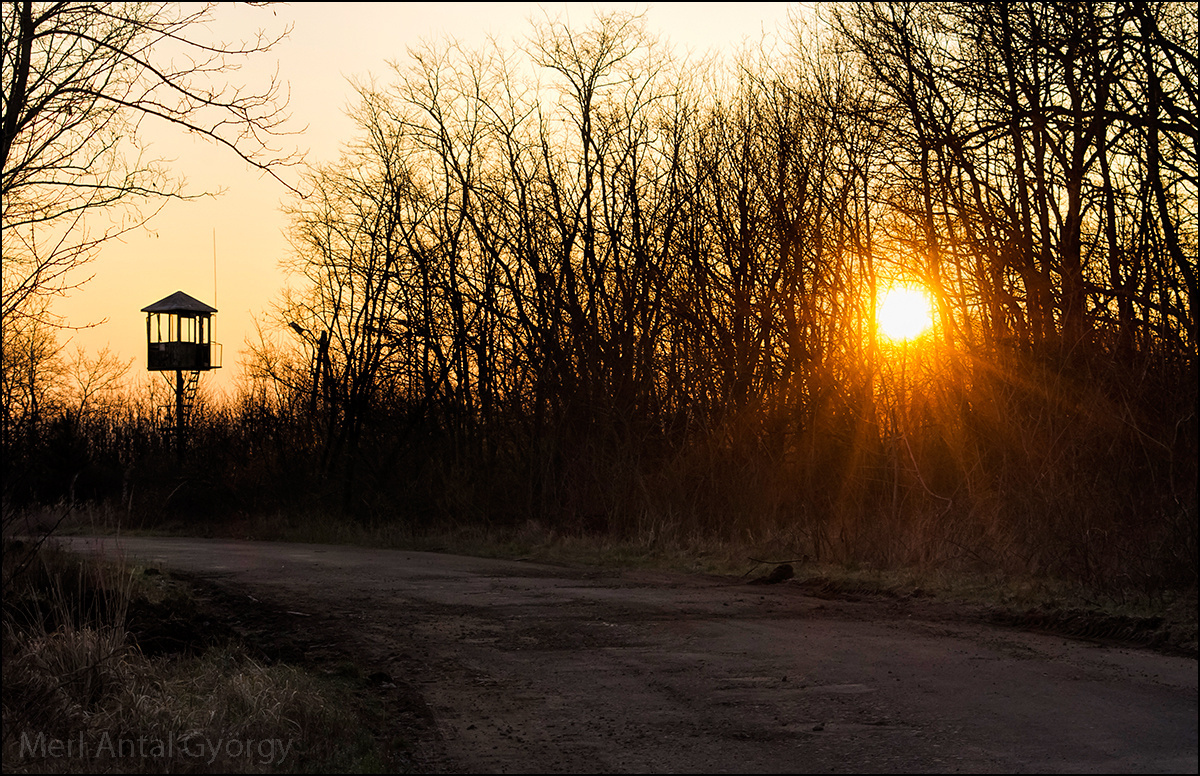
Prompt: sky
<box><xmin>53</xmin><ymin>2</ymin><xmax>800</xmax><ymax>396</ymax></box>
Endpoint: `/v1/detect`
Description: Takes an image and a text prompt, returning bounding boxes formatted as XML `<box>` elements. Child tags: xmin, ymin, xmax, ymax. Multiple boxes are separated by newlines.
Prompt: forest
<box><xmin>3</xmin><ymin>3</ymin><xmax>1196</xmax><ymax>594</ymax></box>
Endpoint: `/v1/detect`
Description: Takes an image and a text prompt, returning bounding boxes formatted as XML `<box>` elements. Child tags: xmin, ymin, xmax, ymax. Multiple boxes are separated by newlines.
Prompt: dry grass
<box><xmin>1</xmin><ymin>540</ymin><xmax>390</xmax><ymax>774</ymax></box>
<box><xmin>154</xmin><ymin>509</ymin><xmax>1196</xmax><ymax>640</ymax></box>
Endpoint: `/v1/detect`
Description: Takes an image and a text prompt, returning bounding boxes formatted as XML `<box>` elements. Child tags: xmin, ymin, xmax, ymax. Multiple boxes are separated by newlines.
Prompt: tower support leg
<box><xmin>175</xmin><ymin>369</ymin><xmax>185</xmax><ymax>465</ymax></box>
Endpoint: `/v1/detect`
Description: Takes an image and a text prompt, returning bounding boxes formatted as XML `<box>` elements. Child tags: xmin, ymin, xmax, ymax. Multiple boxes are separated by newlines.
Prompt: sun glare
<box><xmin>877</xmin><ymin>283</ymin><xmax>934</xmax><ymax>342</ymax></box>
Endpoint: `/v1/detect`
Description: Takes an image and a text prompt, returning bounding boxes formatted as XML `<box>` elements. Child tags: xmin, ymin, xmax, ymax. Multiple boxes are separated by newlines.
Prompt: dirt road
<box><xmin>59</xmin><ymin>535</ymin><xmax>1196</xmax><ymax>773</ymax></box>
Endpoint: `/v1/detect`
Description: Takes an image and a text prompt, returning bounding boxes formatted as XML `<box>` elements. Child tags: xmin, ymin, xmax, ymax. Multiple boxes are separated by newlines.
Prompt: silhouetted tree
<box><xmin>1</xmin><ymin>1</ymin><xmax>299</xmax><ymax>328</ymax></box>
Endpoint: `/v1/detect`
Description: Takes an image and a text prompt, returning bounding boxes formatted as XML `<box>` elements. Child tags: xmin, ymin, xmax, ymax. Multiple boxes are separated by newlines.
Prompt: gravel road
<box><xmin>58</xmin><ymin>535</ymin><xmax>1197</xmax><ymax>773</ymax></box>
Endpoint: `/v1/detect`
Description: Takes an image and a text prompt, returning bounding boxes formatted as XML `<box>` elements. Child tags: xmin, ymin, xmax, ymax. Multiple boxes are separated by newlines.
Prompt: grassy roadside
<box><xmin>268</xmin><ymin>516</ymin><xmax>1197</xmax><ymax>656</ymax></box>
<box><xmin>1</xmin><ymin>537</ymin><xmax>414</xmax><ymax>774</ymax></box>
<box><xmin>39</xmin><ymin>504</ymin><xmax>1199</xmax><ymax>658</ymax></box>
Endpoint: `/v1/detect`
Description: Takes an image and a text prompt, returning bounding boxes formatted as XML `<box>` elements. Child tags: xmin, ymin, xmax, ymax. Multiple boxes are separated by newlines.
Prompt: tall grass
<box><xmin>1</xmin><ymin>540</ymin><xmax>387</xmax><ymax>774</ymax></box>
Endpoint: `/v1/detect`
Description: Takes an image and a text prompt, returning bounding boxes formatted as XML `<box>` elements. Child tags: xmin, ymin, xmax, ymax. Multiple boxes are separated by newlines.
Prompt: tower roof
<box><xmin>141</xmin><ymin>291</ymin><xmax>217</xmax><ymax>314</ymax></box>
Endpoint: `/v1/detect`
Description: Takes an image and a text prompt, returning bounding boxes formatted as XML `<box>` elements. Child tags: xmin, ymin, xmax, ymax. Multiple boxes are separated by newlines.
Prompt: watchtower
<box><xmin>142</xmin><ymin>291</ymin><xmax>222</xmax><ymax>460</ymax></box>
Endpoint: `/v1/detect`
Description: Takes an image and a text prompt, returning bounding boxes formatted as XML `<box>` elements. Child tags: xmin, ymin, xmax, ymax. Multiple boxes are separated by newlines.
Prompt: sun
<box><xmin>877</xmin><ymin>283</ymin><xmax>934</xmax><ymax>342</ymax></box>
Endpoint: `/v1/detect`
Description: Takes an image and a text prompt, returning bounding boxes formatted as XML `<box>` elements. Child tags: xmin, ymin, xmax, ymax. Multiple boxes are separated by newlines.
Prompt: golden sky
<box><xmin>54</xmin><ymin>2</ymin><xmax>798</xmax><ymax>396</ymax></box>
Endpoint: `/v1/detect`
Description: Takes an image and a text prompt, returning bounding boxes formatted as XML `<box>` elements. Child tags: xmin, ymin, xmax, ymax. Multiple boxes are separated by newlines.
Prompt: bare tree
<box><xmin>834</xmin><ymin>1</ymin><xmax>1195</xmax><ymax>361</ymax></box>
<box><xmin>61</xmin><ymin>344</ymin><xmax>131</xmax><ymax>420</ymax></box>
<box><xmin>0</xmin><ymin>299</ymin><xmax>59</xmax><ymax>440</ymax></box>
<box><xmin>1</xmin><ymin>1</ymin><xmax>300</xmax><ymax>328</ymax></box>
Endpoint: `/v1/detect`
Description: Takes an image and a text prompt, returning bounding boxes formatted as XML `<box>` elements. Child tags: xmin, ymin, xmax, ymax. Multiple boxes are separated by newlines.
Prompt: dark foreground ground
<box><xmin>57</xmin><ymin>535</ymin><xmax>1198</xmax><ymax>773</ymax></box>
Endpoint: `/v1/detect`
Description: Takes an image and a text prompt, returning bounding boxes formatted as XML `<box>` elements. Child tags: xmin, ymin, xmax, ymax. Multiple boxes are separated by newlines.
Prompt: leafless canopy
<box><xmin>1</xmin><ymin>1</ymin><xmax>301</xmax><ymax>326</ymax></box>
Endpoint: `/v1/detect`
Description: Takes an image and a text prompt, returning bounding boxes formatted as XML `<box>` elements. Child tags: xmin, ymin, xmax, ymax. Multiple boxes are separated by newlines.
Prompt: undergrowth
<box><xmin>1</xmin><ymin>539</ymin><xmax>394</xmax><ymax>774</ymax></box>
<box><xmin>82</xmin><ymin>508</ymin><xmax>1197</xmax><ymax>655</ymax></box>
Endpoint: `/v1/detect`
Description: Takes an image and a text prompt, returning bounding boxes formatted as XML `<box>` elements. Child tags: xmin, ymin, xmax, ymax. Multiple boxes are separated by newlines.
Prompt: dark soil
<box><xmin>124</xmin><ymin>570</ymin><xmax>444</xmax><ymax>772</ymax></box>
